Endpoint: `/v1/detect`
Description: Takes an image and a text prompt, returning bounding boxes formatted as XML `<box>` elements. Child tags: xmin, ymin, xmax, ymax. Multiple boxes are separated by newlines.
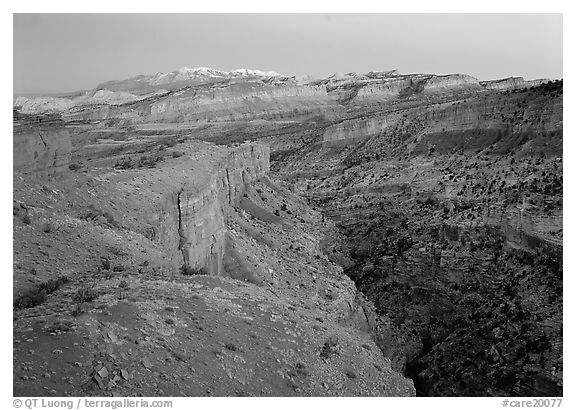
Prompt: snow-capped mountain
<box><xmin>14</xmin><ymin>66</ymin><xmax>287</xmax><ymax>114</ymax></box>
<box><xmin>94</xmin><ymin>66</ymin><xmax>284</xmax><ymax>93</ymax></box>
<box><xmin>142</xmin><ymin>66</ymin><xmax>283</xmax><ymax>86</ymax></box>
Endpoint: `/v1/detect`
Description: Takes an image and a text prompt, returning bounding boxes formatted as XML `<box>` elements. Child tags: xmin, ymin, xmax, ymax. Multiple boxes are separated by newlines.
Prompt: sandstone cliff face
<box><xmin>480</xmin><ymin>77</ymin><xmax>549</xmax><ymax>90</ymax></box>
<box><xmin>147</xmin><ymin>82</ymin><xmax>338</xmax><ymax>122</ymax></box>
<box><xmin>14</xmin><ymin>96</ymin><xmax>75</xmax><ymax>114</ymax></box>
<box><xmin>322</xmin><ymin>115</ymin><xmax>396</xmax><ymax>146</ymax></box>
<box><xmin>173</xmin><ymin>143</ymin><xmax>270</xmax><ymax>275</ymax></box>
<box><xmin>13</xmin><ymin>122</ymin><xmax>72</xmax><ymax>177</ymax></box>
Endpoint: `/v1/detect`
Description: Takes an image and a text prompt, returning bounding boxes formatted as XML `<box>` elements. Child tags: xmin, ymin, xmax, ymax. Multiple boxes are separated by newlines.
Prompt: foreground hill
<box><xmin>13</xmin><ymin>118</ymin><xmax>414</xmax><ymax>396</ymax></box>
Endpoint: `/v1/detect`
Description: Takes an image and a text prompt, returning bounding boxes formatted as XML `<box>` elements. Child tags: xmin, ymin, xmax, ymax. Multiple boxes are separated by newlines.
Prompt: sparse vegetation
<box><xmin>72</xmin><ymin>285</ymin><xmax>98</xmax><ymax>303</ymax></box>
<box><xmin>320</xmin><ymin>336</ymin><xmax>339</xmax><ymax>359</ymax></box>
<box><xmin>41</xmin><ymin>221</ymin><xmax>54</xmax><ymax>233</ymax></box>
<box><xmin>14</xmin><ymin>276</ymin><xmax>70</xmax><ymax>310</ymax></box>
<box><xmin>180</xmin><ymin>265</ymin><xmax>209</xmax><ymax>276</ymax></box>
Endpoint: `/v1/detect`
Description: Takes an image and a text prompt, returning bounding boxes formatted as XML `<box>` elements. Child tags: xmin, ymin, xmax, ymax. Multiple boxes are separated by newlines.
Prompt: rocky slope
<box><xmin>13</xmin><ymin>119</ymin><xmax>414</xmax><ymax>397</ymax></box>
<box><xmin>268</xmin><ymin>80</ymin><xmax>563</xmax><ymax>396</ymax></box>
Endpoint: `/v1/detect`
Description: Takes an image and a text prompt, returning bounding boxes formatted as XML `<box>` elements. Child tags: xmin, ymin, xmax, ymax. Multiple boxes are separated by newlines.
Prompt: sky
<box><xmin>13</xmin><ymin>13</ymin><xmax>563</xmax><ymax>95</ymax></box>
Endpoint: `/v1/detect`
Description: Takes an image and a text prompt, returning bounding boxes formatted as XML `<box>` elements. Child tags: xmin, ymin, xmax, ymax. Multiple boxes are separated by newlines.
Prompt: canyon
<box><xmin>13</xmin><ymin>67</ymin><xmax>562</xmax><ymax>397</ymax></box>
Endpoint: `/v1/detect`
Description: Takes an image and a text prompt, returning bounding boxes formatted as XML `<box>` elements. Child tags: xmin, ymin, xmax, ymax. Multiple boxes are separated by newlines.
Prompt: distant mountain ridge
<box><xmin>95</xmin><ymin>66</ymin><xmax>284</xmax><ymax>94</ymax></box>
<box><xmin>13</xmin><ymin>66</ymin><xmax>554</xmax><ymax>116</ymax></box>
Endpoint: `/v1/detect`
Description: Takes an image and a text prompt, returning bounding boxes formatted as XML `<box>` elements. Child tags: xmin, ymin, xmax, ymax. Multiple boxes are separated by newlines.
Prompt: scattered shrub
<box><xmin>72</xmin><ymin>285</ymin><xmax>98</xmax><ymax>303</ymax></box>
<box><xmin>68</xmin><ymin>163</ymin><xmax>82</xmax><ymax>171</ymax></box>
<box><xmin>41</xmin><ymin>221</ymin><xmax>54</xmax><ymax>233</ymax></box>
<box><xmin>21</xmin><ymin>214</ymin><xmax>31</xmax><ymax>225</ymax></box>
<box><xmin>14</xmin><ymin>276</ymin><xmax>69</xmax><ymax>310</ymax></box>
<box><xmin>224</xmin><ymin>342</ymin><xmax>237</xmax><ymax>351</ymax></box>
<box><xmin>108</xmin><ymin>245</ymin><xmax>127</xmax><ymax>257</ymax></box>
<box><xmin>293</xmin><ymin>362</ymin><xmax>309</xmax><ymax>377</ymax></box>
<box><xmin>320</xmin><ymin>336</ymin><xmax>339</xmax><ymax>359</ymax></box>
<box><xmin>345</xmin><ymin>370</ymin><xmax>357</xmax><ymax>379</ymax></box>
<box><xmin>101</xmin><ymin>258</ymin><xmax>111</xmax><ymax>271</ymax></box>
<box><xmin>102</xmin><ymin>212</ymin><xmax>119</xmax><ymax>228</ymax></box>
<box><xmin>118</xmin><ymin>280</ymin><xmax>129</xmax><ymax>300</ymax></box>
<box><xmin>180</xmin><ymin>265</ymin><xmax>209</xmax><ymax>276</ymax></box>
<box><xmin>114</xmin><ymin>157</ymin><xmax>134</xmax><ymax>170</ymax></box>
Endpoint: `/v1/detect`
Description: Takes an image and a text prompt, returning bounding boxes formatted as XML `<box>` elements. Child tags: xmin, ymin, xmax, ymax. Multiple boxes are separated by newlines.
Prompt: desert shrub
<box><xmin>293</xmin><ymin>362</ymin><xmax>309</xmax><ymax>377</ymax></box>
<box><xmin>101</xmin><ymin>258</ymin><xmax>111</xmax><ymax>270</ymax></box>
<box><xmin>320</xmin><ymin>336</ymin><xmax>339</xmax><ymax>359</ymax></box>
<box><xmin>108</xmin><ymin>245</ymin><xmax>127</xmax><ymax>257</ymax></box>
<box><xmin>118</xmin><ymin>280</ymin><xmax>129</xmax><ymax>300</ymax></box>
<box><xmin>73</xmin><ymin>285</ymin><xmax>98</xmax><ymax>303</ymax></box>
<box><xmin>21</xmin><ymin>214</ymin><xmax>31</xmax><ymax>225</ymax></box>
<box><xmin>68</xmin><ymin>163</ymin><xmax>82</xmax><ymax>171</ymax></box>
<box><xmin>138</xmin><ymin>155</ymin><xmax>162</xmax><ymax>168</ymax></box>
<box><xmin>14</xmin><ymin>276</ymin><xmax>70</xmax><ymax>310</ymax></box>
<box><xmin>114</xmin><ymin>157</ymin><xmax>134</xmax><ymax>170</ymax></box>
<box><xmin>46</xmin><ymin>320</ymin><xmax>74</xmax><ymax>333</ymax></box>
<box><xmin>224</xmin><ymin>342</ymin><xmax>237</xmax><ymax>351</ymax></box>
<box><xmin>171</xmin><ymin>151</ymin><xmax>184</xmax><ymax>158</ymax></box>
<box><xmin>102</xmin><ymin>211</ymin><xmax>119</xmax><ymax>228</ymax></box>
<box><xmin>84</xmin><ymin>206</ymin><xmax>119</xmax><ymax>229</ymax></box>
<box><xmin>180</xmin><ymin>265</ymin><xmax>209</xmax><ymax>276</ymax></box>
<box><xmin>71</xmin><ymin>303</ymin><xmax>83</xmax><ymax>317</ymax></box>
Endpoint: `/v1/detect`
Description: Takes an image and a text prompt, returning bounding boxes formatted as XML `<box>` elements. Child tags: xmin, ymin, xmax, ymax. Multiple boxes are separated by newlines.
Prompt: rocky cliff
<box><xmin>173</xmin><ymin>143</ymin><xmax>270</xmax><ymax>275</ymax></box>
<box><xmin>18</xmin><ymin>68</ymin><xmax>551</xmax><ymax>125</ymax></box>
<box><xmin>13</xmin><ymin>119</ymin><xmax>72</xmax><ymax>177</ymax></box>
<box><xmin>480</xmin><ymin>77</ymin><xmax>550</xmax><ymax>91</ymax></box>
<box><xmin>13</xmin><ymin>133</ymin><xmax>414</xmax><ymax>396</ymax></box>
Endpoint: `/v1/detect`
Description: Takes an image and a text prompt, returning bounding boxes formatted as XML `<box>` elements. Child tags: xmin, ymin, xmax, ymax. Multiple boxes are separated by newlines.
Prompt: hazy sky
<box><xmin>13</xmin><ymin>13</ymin><xmax>563</xmax><ymax>95</ymax></box>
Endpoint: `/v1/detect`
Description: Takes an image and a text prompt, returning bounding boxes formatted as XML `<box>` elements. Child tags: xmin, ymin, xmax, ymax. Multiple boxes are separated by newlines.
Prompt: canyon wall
<box><xmin>13</xmin><ymin>122</ymin><xmax>72</xmax><ymax>177</ymax></box>
<box><xmin>63</xmin><ymin>82</ymin><xmax>342</xmax><ymax>124</ymax></box>
<box><xmin>322</xmin><ymin>115</ymin><xmax>396</xmax><ymax>147</ymax></box>
<box><xmin>480</xmin><ymin>77</ymin><xmax>550</xmax><ymax>91</ymax></box>
<box><xmin>151</xmin><ymin>143</ymin><xmax>270</xmax><ymax>276</ymax></box>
